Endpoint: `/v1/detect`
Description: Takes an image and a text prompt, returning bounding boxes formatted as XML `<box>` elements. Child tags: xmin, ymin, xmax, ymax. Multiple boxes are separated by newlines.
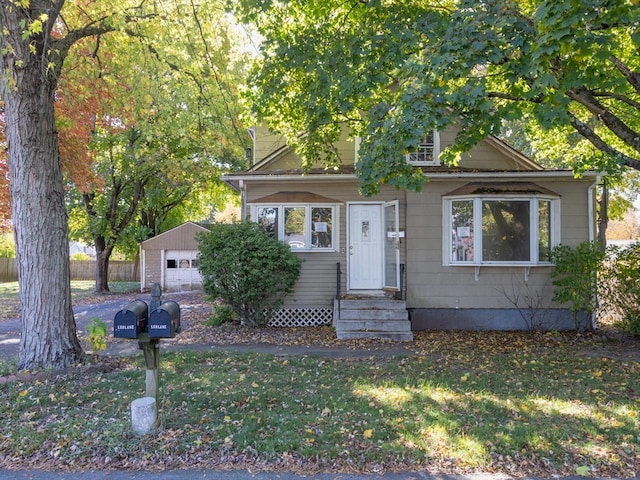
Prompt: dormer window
<box><xmin>406</xmin><ymin>130</ymin><xmax>440</xmax><ymax>166</ymax></box>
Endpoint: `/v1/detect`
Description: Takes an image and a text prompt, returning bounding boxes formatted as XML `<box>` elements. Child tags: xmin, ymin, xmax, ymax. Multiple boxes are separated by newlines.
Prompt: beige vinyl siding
<box><xmin>334</xmin><ymin>135</ymin><xmax>357</xmax><ymax>164</ymax></box>
<box><xmin>141</xmin><ymin>222</ymin><xmax>209</xmax><ymax>251</ymax></box>
<box><xmin>405</xmin><ymin>177</ymin><xmax>595</xmax><ymax>310</ymax></box>
<box><xmin>142</xmin><ymin>249</ymin><xmax>162</xmax><ymax>290</ymax></box>
<box><xmin>283</xmin><ymin>251</ymin><xmax>343</xmax><ymax>307</ymax></box>
<box><xmin>253</xmin><ymin>125</ymin><xmax>288</xmax><ymax>164</ymax></box>
<box><xmin>267</xmin><ymin>149</ymin><xmax>309</xmax><ymax>170</ymax></box>
<box><xmin>246</xmin><ymin>181</ymin><xmax>407</xmax><ymax>307</ymax></box>
<box><xmin>440</xmin><ymin>126</ymin><xmax>530</xmax><ymax>170</ymax></box>
<box><xmin>254</xmin><ymin>125</ymin><xmax>357</xmax><ymax>169</ymax></box>
<box><xmin>457</xmin><ymin>146</ymin><xmax>520</xmax><ymax>170</ymax></box>
<box><xmin>254</xmin><ymin>123</ymin><xmax>532</xmax><ymax>172</ymax></box>
<box><xmin>556</xmin><ymin>180</ymin><xmax>595</xmax><ymax>242</ymax></box>
<box><xmin>407</xmin><ymin>267</ymin><xmax>554</xmax><ymax>309</ymax></box>
<box><xmin>264</xmin><ymin>137</ymin><xmax>357</xmax><ymax>170</ymax></box>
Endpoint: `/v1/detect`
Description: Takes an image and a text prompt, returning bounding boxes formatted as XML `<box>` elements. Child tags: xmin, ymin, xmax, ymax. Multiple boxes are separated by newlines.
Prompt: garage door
<box><xmin>165</xmin><ymin>250</ymin><xmax>203</xmax><ymax>291</ymax></box>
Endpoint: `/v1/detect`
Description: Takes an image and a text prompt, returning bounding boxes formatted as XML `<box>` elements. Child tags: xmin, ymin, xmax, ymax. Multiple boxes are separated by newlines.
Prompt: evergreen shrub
<box><xmin>197</xmin><ymin>221</ymin><xmax>303</xmax><ymax>327</ymax></box>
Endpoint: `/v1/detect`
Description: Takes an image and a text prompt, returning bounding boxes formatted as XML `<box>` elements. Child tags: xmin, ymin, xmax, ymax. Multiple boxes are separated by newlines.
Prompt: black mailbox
<box><xmin>114</xmin><ymin>300</ymin><xmax>148</xmax><ymax>338</ymax></box>
<box><xmin>147</xmin><ymin>301</ymin><xmax>180</xmax><ymax>338</ymax></box>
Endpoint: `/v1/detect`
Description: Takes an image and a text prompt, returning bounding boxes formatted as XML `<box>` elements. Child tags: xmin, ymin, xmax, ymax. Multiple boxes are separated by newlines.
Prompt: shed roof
<box><xmin>250</xmin><ymin>191</ymin><xmax>343</xmax><ymax>204</ymax></box>
<box><xmin>443</xmin><ymin>181</ymin><xmax>561</xmax><ymax>197</ymax></box>
<box><xmin>141</xmin><ymin>221</ymin><xmax>211</xmax><ymax>250</ymax></box>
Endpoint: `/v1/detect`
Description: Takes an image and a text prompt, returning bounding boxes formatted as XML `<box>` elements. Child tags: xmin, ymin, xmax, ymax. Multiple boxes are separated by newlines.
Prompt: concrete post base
<box><xmin>131</xmin><ymin>396</ymin><xmax>157</xmax><ymax>435</ymax></box>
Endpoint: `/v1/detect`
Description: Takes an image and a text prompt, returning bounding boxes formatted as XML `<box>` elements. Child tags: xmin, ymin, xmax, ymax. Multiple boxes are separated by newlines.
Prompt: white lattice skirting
<box><xmin>268</xmin><ymin>307</ymin><xmax>333</xmax><ymax>327</ymax></box>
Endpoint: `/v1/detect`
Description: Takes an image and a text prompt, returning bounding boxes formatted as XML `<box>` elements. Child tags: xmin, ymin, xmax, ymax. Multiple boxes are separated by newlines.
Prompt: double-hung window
<box><xmin>406</xmin><ymin>130</ymin><xmax>441</xmax><ymax>166</ymax></box>
<box><xmin>253</xmin><ymin>204</ymin><xmax>337</xmax><ymax>251</ymax></box>
<box><xmin>444</xmin><ymin>190</ymin><xmax>559</xmax><ymax>265</ymax></box>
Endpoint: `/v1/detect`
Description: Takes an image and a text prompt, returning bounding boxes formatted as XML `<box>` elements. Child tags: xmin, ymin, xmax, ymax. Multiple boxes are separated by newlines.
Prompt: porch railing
<box><xmin>335</xmin><ymin>262</ymin><xmax>342</xmax><ymax>321</ymax></box>
<box><xmin>334</xmin><ymin>262</ymin><xmax>406</xmax><ymax>318</ymax></box>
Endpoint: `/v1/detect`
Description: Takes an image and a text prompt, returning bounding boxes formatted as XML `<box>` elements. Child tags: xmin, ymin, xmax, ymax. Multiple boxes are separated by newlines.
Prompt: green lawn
<box><xmin>0</xmin><ymin>331</ymin><xmax>637</xmax><ymax>477</ymax></box>
<box><xmin>0</xmin><ymin>281</ymin><xmax>140</xmax><ymax>319</ymax></box>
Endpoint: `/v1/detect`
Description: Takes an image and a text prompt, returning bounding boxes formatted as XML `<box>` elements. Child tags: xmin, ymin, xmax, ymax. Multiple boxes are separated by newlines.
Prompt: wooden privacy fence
<box><xmin>0</xmin><ymin>258</ymin><xmax>138</xmax><ymax>282</ymax></box>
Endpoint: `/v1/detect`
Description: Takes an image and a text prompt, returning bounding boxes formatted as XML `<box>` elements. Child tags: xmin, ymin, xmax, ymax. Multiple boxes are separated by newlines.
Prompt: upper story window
<box><xmin>406</xmin><ymin>130</ymin><xmax>440</xmax><ymax>166</ymax></box>
<box><xmin>443</xmin><ymin>183</ymin><xmax>560</xmax><ymax>266</ymax></box>
<box><xmin>252</xmin><ymin>204</ymin><xmax>338</xmax><ymax>251</ymax></box>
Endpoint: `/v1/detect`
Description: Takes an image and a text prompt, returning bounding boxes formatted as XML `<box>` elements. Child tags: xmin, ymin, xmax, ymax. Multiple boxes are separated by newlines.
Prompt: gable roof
<box><xmin>248</xmin><ymin>133</ymin><xmax>542</xmax><ymax>174</ymax></box>
<box><xmin>249</xmin><ymin>144</ymin><xmax>292</xmax><ymax>172</ymax></box>
<box><xmin>141</xmin><ymin>221</ymin><xmax>211</xmax><ymax>249</ymax></box>
<box><xmin>483</xmin><ymin>135</ymin><xmax>543</xmax><ymax>171</ymax></box>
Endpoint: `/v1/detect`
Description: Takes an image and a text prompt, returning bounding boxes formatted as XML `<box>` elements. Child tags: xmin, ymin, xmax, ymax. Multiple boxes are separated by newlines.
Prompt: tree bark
<box><xmin>94</xmin><ymin>237</ymin><xmax>113</xmax><ymax>293</ymax></box>
<box><xmin>1</xmin><ymin>1</ymin><xmax>83</xmax><ymax>369</ymax></box>
<box><xmin>597</xmin><ymin>180</ymin><xmax>609</xmax><ymax>249</ymax></box>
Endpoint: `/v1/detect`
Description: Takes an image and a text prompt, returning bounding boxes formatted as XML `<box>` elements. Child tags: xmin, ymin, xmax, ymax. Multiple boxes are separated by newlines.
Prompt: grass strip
<box><xmin>0</xmin><ymin>341</ymin><xmax>637</xmax><ymax>477</ymax></box>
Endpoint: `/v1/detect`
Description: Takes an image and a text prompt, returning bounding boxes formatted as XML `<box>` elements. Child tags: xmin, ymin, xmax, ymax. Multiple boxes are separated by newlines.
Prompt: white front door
<box><xmin>348</xmin><ymin>204</ymin><xmax>383</xmax><ymax>290</ymax></box>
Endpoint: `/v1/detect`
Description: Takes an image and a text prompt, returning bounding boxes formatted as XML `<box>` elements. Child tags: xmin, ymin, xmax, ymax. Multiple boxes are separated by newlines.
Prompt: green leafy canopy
<box><xmin>236</xmin><ymin>0</ymin><xmax>640</xmax><ymax>195</ymax></box>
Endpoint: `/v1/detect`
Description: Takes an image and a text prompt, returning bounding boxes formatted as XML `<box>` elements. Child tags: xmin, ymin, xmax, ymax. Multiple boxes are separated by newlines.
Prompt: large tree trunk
<box><xmin>94</xmin><ymin>236</ymin><xmax>113</xmax><ymax>293</ymax></box>
<box><xmin>1</xmin><ymin>3</ymin><xmax>84</xmax><ymax>369</ymax></box>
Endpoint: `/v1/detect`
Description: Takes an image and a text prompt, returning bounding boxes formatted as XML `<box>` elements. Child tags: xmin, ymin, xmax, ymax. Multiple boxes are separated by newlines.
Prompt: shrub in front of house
<box><xmin>206</xmin><ymin>304</ymin><xmax>238</xmax><ymax>327</ymax></box>
<box><xmin>550</xmin><ymin>241</ymin><xmax>605</xmax><ymax>329</ymax></box>
<box><xmin>600</xmin><ymin>242</ymin><xmax>640</xmax><ymax>336</ymax></box>
<box><xmin>551</xmin><ymin>241</ymin><xmax>640</xmax><ymax>336</ymax></box>
<box><xmin>197</xmin><ymin>221</ymin><xmax>303</xmax><ymax>327</ymax></box>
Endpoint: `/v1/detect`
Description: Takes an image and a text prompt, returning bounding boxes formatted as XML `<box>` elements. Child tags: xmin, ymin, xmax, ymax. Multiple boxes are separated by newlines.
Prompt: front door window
<box><xmin>384</xmin><ymin>201</ymin><xmax>400</xmax><ymax>290</ymax></box>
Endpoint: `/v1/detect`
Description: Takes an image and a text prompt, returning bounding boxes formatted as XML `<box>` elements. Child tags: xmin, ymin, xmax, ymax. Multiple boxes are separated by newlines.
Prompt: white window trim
<box><xmin>406</xmin><ymin>130</ymin><xmax>441</xmax><ymax>166</ymax></box>
<box><xmin>442</xmin><ymin>194</ymin><xmax>560</xmax><ymax>266</ymax></box>
<box><xmin>250</xmin><ymin>204</ymin><xmax>340</xmax><ymax>252</ymax></box>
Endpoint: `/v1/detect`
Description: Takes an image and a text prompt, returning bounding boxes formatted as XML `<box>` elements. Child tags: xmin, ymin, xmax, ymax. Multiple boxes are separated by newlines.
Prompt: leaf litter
<box><xmin>0</xmin><ymin>292</ymin><xmax>638</xmax><ymax>477</ymax></box>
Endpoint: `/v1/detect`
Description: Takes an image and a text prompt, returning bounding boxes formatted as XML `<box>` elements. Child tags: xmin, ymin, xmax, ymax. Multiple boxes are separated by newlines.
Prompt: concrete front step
<box><xmin>339</xmin><ymin>299</ymin><xmax>407</xmax><ymax>310</ymax></box>
<box><xmin>336</xmin><ymin>330</ymin><xmax>414</xmax><ymax>341</ymax></box>
<box><xmin>339</xmin><ymin>309</ymin><xmax>409</xmax><ymax>321</ymax></box>
<box><xmin>337</xmin><ymin>319</ymin><xmax>412</xmax><ymax>332</ymax></box>
<box><xmin>334</xmin><ymin>298</ymin><xmax>413</xmax><ymax>341</ymax></box>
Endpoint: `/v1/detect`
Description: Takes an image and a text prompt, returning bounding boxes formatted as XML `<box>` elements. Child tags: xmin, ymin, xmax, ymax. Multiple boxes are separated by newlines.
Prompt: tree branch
<box><xmin>188</xmin><ymin>1</ymin><xmax>247</xmax><ymax>148</ymax></box>
<box><xmin>609</xmin><ymin>55</ymin><xmax>640</xmax><ymax>95</ymax></box>
<box><xmin>51</xmin><ymin>8</ymin><xmax>158</xmax><ymax>79</ymax></box>
<box><xmin>487</xmin><ymin>90</ymin><xmax>544</xmax><ymax>104</ymax></box>
<box><xmin>591</xmin><ymin>90</ymin><xmax>640</xmax><ymax>112</ymax></box>
<box><xmin>570</xmin><ymin>113</ymin><xmax>640</xmax><ymax>171</ymax></box>
<box><xmin>566</xmin><ymin>86</ymin><xmax>640</xmax><ymax>154</ymax></box>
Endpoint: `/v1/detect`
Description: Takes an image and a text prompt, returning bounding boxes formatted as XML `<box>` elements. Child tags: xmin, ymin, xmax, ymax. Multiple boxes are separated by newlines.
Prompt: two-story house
<box><xmin>222</xmin><ymin>124</ymin><xmax>600</xmax><ymax>339</ymax></box>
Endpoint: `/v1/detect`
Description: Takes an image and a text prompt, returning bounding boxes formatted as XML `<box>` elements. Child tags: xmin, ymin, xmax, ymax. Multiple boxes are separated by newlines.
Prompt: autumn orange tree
<box><xmin>0</xmin><ymin>0</ymin><xmax>249</xmax><ymax>370</ymax></box>
<box><xmin>60</xmin><ymin>10</ymin><xmax>250</xmax><ymax>292</ymax></box>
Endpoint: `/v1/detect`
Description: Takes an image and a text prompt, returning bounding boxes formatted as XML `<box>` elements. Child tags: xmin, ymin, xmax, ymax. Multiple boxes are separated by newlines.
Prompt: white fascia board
<box><xmin>222</xmin><ymin>170</ymin><xmax>602</xmax><ymax>185</ymax></box>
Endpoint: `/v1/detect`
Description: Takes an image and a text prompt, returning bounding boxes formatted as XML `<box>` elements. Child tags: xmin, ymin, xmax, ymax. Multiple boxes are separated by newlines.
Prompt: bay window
<box><xmin>445</xmin><ymin>195</ymin><xmax>558</xmax><ymax>265</ymax></box>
